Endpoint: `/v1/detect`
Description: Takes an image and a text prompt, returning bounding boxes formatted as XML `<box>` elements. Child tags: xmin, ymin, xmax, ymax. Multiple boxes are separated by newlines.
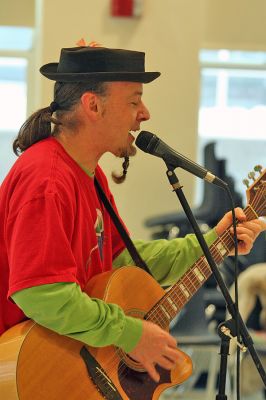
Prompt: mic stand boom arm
<box><xmin>165</xmin><ymin>166</ymin><xmax>266</xmax><ymax>397</ymax></box>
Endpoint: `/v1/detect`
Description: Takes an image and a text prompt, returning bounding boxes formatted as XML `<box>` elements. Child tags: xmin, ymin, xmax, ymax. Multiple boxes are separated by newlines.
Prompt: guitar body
<box><xmin>0</xmin><ymin>267</ymin><xmax>193</xmax><ymax>400</ymax></box>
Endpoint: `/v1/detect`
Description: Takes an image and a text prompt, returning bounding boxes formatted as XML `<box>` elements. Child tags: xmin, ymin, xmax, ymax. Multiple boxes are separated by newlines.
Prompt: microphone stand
<box><xmin>165</xmin><ymin>165</ymin><xmax>266</xmax><ymax>399</ymax></box>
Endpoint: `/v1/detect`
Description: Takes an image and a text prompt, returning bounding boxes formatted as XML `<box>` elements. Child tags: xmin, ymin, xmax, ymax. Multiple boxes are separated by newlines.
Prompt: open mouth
<box><xmin>129</xmin><ymin>130</ymin><xmax>140</xmax><ymax>139</ymax></box>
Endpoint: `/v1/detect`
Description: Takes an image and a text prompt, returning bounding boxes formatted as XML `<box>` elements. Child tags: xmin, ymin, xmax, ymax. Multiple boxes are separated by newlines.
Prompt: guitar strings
<box><xmin>92</xmin><ymin>195</ymin><xmax>265</xmax><ymax>393</ymax></box>
<box><xmin>93</xmin><ymin>198</ymin><xmax>265</xmax><ymax>393</ymax></box>
<box><xmin>114</xmin><ymin>194</ymin><xmax>266</xmax><ymax>385</ymax></box>
<box><xmin>92</xmin><ymin>238</ymin><xmax>227</xmax><ymax>390</ymax></box>
<box><xmin>145</xmin><ymin>193</ymin><xmax>265</xmax><ymax>323</ymax></box>
<box><xmin>100</xmin><ymin>200</ymin><xmax>265</xmax><ymax>391</ymax></box>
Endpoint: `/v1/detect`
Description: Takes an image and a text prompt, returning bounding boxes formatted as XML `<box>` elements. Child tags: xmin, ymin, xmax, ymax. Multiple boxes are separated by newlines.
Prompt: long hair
<box><xmin>13</xmin><ymin>81</ymin><xmax>108</xmax><ymax>156</ymax></box>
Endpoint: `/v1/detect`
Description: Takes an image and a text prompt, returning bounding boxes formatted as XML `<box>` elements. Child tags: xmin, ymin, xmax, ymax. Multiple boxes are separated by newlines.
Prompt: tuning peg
<box><xmin>254</xmin><ymin>165</ymin><xmax>263</xmax><ymax>173</ymax></box>
<box><xmin>248</xmin><ymin>171</ymin><xmax>256</xmax><ymax>181</ymax></box>
<box><xmin>243</xmin><ymin>179</ymin><xmax>250</xmax><ymax>188</ymax></box>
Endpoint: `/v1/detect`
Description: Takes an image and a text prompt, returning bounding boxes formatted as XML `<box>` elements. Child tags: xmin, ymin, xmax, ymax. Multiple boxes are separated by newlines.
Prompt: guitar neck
<box><xmin>145</xmin><ymin>204</ymin><xmax>258</xmax><ymax>327</ymax></box>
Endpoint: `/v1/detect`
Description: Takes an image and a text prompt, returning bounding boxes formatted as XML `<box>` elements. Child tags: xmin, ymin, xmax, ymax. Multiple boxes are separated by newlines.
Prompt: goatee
<box><xmin>111</xmin><ymin>144</ymin><xmax>136</xmax><ymax>184</ymax></box>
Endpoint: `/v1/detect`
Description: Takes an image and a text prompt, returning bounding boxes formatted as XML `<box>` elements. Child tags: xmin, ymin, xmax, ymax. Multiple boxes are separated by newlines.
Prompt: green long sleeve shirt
<box><xmin>12</xmin><ymin>230</ymin><xmax>217</xmax><ymax>353</ymax></box>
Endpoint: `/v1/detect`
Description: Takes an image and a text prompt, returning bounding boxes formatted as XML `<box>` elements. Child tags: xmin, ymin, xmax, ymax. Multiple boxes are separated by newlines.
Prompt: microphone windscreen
<box><xmin>135</xmin><ymin>131</ymin><xmax>154</xmax><ymax>152</ymax></box>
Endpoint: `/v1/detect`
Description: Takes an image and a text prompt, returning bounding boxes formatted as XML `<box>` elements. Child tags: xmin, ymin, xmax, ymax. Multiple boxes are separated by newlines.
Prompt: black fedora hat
<box><xmin>40</xmin><ymin>46</ymin><xmax>160</xmax><ymax>84</ymax></box>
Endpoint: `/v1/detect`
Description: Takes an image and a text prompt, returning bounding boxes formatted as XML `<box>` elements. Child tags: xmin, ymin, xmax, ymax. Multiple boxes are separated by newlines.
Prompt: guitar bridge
<box><xmin>80</xmin><ymin>346</ymin><xmax>123</xmax><ymax>400</ymax></box>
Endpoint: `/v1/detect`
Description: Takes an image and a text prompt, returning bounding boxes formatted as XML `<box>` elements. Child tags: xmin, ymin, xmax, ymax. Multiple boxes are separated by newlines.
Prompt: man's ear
<box><xmin>80</xmin><ymin>92</ymin><xmax>103</xmax><ymax>120</ymax></box>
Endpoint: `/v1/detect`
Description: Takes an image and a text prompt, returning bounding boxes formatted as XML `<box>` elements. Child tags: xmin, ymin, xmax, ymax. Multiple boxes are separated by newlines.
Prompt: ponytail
<box><xmin>13</xmin><ymin>80</ymin><xmax>108</xmax><ymax>156</ymax></box>
<box><xmin>13</xmin><ymin>105</ymin><xmax>61</xmax><ymax>156</ymax></box>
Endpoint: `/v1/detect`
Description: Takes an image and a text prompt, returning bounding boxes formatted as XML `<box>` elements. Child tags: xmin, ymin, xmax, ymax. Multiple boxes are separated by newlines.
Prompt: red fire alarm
<box><xmin>111</xmin><ymin>0</ymin><xmax>142</xmax><ymax>18</ymax></box>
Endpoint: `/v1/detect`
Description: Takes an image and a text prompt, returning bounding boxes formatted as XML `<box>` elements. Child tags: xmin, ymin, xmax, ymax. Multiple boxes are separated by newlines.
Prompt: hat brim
<box><xmin>40</xmin><ymin>63</ymin><xmax>160</xmax><ymax>84</ymax></box>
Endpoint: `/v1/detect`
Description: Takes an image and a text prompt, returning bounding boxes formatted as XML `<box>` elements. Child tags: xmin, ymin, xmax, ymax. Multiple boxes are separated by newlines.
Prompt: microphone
<box><xmin>135</xmin><ymin>131</ymin><xmax>228</xmax><ymax>189</ymax></box>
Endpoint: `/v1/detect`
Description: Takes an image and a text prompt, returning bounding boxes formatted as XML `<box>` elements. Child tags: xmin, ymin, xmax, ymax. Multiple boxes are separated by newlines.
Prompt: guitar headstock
<box><xmin>243</xmin><ymin>165</ymin><xmax>266</xmax><ymax>217</ymax></box>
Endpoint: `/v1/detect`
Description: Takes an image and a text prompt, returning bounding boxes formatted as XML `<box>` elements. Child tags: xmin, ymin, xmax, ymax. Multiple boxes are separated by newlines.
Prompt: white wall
<box><xmin>202</xmin><ymin>0</ymin><xmax>266</xmax><ymax>50</ymax></box>
<box><xmin>1</xmin><ymin>0</ymin><xmax>34</xmax><ymax>26</ymax></box>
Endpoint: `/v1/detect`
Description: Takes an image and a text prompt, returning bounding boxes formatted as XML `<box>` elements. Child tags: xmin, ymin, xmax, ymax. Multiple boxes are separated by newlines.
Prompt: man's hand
<box><xmin>215</xmin><ymin>207</ymin><xmax>266</xmax><ymax>255</ymax></box>
<box><xmin>128</xmin><ymin>320</ymin><xmax>181</xmax><ymax>382</ymax></box>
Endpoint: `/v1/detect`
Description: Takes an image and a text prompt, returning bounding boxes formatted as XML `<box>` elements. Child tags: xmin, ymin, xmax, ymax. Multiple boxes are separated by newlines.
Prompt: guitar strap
<box><xmin>94</xmin><ymin>177</ymin><xmax>151</xmax><ymax>275</ymax></box>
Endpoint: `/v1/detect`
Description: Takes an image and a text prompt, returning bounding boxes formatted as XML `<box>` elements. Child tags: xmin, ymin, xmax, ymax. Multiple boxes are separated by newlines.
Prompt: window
<box><xmin>0</xmin><ymin>26</ymin><xmax>33</xmax><ymax>183</ymax></box>
<box><xmin>197</xmin><ymin>50</ymin><xmax>266</xmax><ymax>205</ymax></box>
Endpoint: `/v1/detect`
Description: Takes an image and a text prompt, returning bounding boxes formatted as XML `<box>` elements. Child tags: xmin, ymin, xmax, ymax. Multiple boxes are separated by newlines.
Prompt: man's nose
<box><xmin>138</xmin><ymin>102</ymin><xmax>150</xmax><ymax>122</ymax></box>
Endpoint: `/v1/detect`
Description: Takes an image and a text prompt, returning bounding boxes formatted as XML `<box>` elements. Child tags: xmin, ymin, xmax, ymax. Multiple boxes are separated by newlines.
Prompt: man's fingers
<box><xmin>230</xmin><ymin>221</ymin><xmax>262</xmax><ymax>242</ymax></box>
<box><xmin>164</xmin><ymin>346</ymin><xmax>181</xmax><ymax>362</ymax></box>
<box><xmin>144</xmin><ymin>352</ymin><xmax>179</xmax><ymax>381</ymax></box>
<box><xmin>166</xmin><ymin>336</ymin><xmax>178</xmax><ymax>349</ymax></box>
<box><xmin>156</xmin><ymin>355</ymin><xmax>176</xmax><ymax>370</ymax></box>
<box><xmin>144</xmin><ymin>363</ymin><xmax>160</xmax><ymax>382</ymax></box>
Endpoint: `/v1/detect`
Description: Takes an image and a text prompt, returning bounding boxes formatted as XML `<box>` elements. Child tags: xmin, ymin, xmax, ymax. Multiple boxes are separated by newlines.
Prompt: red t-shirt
<box><xmin>0</xmin><ymin>138</ymin><xmax>126</xmax><ymax>335</ymax></box>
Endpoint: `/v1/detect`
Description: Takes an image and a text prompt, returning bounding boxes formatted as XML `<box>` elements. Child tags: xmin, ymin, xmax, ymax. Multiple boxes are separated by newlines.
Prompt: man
<box><xmin>0</xmin><ymin>44</ymin><xmax>265</xmax><ymax>384</ymax></box>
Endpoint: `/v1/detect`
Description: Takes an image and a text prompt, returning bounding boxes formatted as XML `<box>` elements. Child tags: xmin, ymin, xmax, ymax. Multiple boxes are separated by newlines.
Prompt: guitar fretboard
<box><xmin>145</xmin><ymin>204</ymin><xmax>258</xmax><ymax>328</ymax></box>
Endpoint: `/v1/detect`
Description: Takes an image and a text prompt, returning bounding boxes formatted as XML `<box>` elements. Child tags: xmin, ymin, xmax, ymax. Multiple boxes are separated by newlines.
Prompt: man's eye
<box><xmin>131</xmin><ymin>102</ymin><xmax>138</xmax><ymax>106</ymax></box>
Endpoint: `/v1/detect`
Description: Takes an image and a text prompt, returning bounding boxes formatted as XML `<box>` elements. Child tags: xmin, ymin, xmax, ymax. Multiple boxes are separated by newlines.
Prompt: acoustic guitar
<box><xmin>0</xmin><ymin>167</ymin><xmax>265</xmax><ymax>400</ymax></box>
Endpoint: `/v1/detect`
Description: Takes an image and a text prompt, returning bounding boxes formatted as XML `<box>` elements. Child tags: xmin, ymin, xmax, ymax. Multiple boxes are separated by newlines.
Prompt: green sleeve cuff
<box><xmin>114</xmin><ymin>316</ymin><xmax>143</xmax><ymax>353</ymax></box>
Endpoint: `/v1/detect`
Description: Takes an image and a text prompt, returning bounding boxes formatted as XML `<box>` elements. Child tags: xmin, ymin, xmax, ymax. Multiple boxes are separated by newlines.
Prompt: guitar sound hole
<box><xmin>116</xmin><ymin>348</ymin><xmax>146</xmax><ymax>372</ymax></box>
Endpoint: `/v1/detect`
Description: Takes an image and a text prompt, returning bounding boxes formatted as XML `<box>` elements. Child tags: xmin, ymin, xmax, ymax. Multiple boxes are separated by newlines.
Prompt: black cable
<box><xmin>224</xmin><ymin>185</ymin><xmax>240</xmax><ymax>400</ymax></box>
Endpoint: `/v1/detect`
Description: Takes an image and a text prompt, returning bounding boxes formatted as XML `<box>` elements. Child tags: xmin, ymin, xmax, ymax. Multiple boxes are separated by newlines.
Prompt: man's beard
<box><xmin>111</xmin><ymin>143</ymin><xmax>136</xmax><ymax>184</ymax></box>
